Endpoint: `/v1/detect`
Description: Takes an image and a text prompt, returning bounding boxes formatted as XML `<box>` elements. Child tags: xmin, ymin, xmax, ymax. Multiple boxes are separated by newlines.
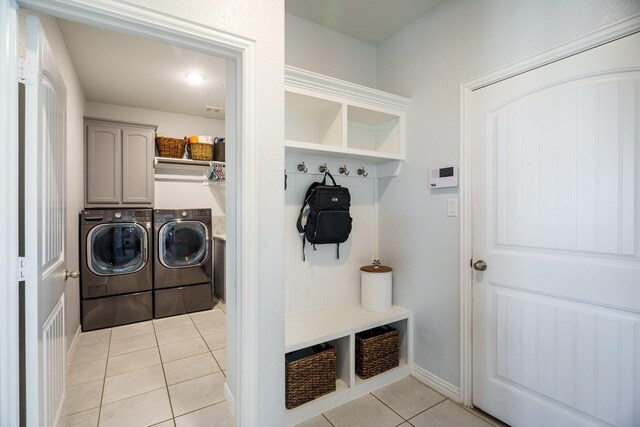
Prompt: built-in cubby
<box><xmin>285</xmin><ymin>66</ymin><xmax>408</xmax><ymax>167</ymax></box>
<box><xmin>347</xmin><ymin>105</ymin><xmax>400</xmax><ymax>154</ymax></box>
<box><xmin>284</xmin><ymin>67</ymin><xmax>412</xmax><ymax>426</ymax></box>
<box><xmin>285</xmin><ymin>92</ymin><xmax>343</xmax><ymax>147</ymax></box>
<box><xmin>284</xmin><ymin>305</ymin><xmax>412</xmax><ymax>426</ymax></box>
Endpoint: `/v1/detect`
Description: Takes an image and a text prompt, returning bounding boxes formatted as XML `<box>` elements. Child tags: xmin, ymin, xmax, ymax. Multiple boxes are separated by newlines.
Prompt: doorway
<box><xmin>2</xmin><ymin>1</ymin><xmax>262</xmax><ymax>425</ymax></box>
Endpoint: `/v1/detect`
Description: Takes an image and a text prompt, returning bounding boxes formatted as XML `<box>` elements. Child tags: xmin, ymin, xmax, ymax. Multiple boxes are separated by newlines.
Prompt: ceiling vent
<box><xmin>204</xmin><ymin>106</ymin><xmax>223</xmax><ymax>113</ymax></box>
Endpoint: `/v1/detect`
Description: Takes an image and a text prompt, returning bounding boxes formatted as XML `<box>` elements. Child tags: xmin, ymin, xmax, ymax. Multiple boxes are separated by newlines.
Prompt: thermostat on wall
<box><xmin>430</xmin><ymin>165</ymin><xmax>458</xmax><ymax>188</ymax></box>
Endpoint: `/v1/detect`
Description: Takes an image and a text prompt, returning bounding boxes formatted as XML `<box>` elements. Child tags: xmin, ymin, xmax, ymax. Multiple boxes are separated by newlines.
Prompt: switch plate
<box><xmin>447</xmin><ymin>198</ymin><xmax>458</xmax><ymax>217</ymax></box>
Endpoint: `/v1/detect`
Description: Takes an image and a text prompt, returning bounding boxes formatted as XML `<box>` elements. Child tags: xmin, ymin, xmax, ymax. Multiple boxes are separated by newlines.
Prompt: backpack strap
<box><xmin>323</xmin><ymin>171</ymin><xmax>337</xmax><ymax>186</ymax></box>
<box><xmin>296</xmin><ymin>182</ymin><xmax>319</xmax><ymax>233</ymax></box>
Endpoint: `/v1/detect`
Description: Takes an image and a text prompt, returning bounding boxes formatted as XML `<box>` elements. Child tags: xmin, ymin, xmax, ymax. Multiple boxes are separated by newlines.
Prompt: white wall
<box><xmin>20</xmin><ymin>13</ymin><xmax>86</xmax><ymax>355</ymax></box>
<box><xmin>85</xmin><ymin>102</ymin><xmax>225</xmax><ymax>140</ymax></box>
<box><xmin>375</xmin><ymin>0</ymin><xmax>640</xmax><ymax>388</ymax></box>
<box><xmin>286</xmin><ymin>13</ymin><xmax>377</xmax><ymax>88</ymax></box>
<box><xmin>123</xmin><ymin>1</ymin><xmax>285</xmax><ymax>422</ymax></box>
<box><xmin>284</xmin><ymin>154</ymin><xmax>377</xmax><ymax>314</ymax></box>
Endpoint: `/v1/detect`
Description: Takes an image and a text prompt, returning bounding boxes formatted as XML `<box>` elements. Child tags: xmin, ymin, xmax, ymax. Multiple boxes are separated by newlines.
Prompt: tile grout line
<box><xmin>369</xmin><ymin>392</ymin><xmax>409</xmax><ymax>422</ymax></box>
<box><xmin>172</xmin><ymin>398</ymin><xmax>227</xmax><ymax>423</ymax></box>
<box><xmin>400</xmin><ymin>397</ymin><xmax>449</xmax><ymax>424</ymax></box>
<box><xmin>96</xmin><ymin>328</ymin><xmax>112</xmax><ymax>426</ymax></box>
<box><xmin>191</xmin><ymin>312</ymin><xmax>226</xmax><ymax>373</ymax></box>
<box><xmin>321</xmin><ymin>413</ymin><xmax>336</xmax><ymax>426</ymax></box>
<box><xmin>152</xmin><ymin>319</ymin><xmax>178</xmax><ymax>424</ymax></box>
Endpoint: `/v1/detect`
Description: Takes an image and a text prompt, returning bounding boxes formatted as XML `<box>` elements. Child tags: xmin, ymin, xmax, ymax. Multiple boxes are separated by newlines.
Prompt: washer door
<box><xmin>88</xmin><ymin>223</ymin><xmax>148</xmax><ymax>276</ymax></box>
<box><xmin>159</xmin><ymin>221</ymin><xmax>209</xmax><ymax>269</ymax></box>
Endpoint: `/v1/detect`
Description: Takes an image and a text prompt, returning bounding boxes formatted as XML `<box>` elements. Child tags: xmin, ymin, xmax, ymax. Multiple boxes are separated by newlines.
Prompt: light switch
<box><xmin>447</xmin><ymin>198</ymin><xmax>458</xmax><ymax>217</ymax></box>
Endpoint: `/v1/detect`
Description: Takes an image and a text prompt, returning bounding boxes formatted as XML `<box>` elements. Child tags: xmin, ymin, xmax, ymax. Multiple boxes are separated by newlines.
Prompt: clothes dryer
<box><xmin>154</xmin><ymin>209</ymin><xmax>213</xmax><ymax>317</ymax></box>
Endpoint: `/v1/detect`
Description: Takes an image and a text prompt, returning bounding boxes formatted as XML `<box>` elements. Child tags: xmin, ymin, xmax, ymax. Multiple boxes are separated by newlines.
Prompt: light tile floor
<box><xmin>65</xmin><ymin>301</ymin><xmax>507</xmax><ymax>427</ymax></box>
<box><xmin>295</xmin><ymin>376</ymin><xmax>509</xmax><ymax>427</ymax></box>
<box><xmin>62</xmin><ymin>301</ymin><xmax>234</xmax><ymax>427</ymax></box>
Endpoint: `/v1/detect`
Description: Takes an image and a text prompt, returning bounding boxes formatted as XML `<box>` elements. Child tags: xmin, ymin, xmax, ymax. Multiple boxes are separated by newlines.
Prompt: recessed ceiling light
<box><xmin>185</xmin><ymin>72</ymin><xmax>205</xmax><ymax>83</ymax></box>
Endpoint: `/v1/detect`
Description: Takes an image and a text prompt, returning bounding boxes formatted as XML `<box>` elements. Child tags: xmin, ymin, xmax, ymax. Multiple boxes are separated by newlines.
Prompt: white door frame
<box><xmin>0</xmin><ymin>1</ymin><xmax>20</xmax><ymax>426</ymax></box>
<box><xmin>458</xmin><ymin>14</ymin><xmax>640</xmax><ymax>407</ymax></box>
<box><xmin>4</xmin><ymin>0</ymin><xmax>261</xmax><ymax>424</ymax></box>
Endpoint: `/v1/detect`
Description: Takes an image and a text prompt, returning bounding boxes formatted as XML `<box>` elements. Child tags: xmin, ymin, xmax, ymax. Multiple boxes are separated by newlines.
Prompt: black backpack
<box><xmin>296</xmin><ymin>172</ymin><xmax>352</xmax><ymax>260</ymax></box>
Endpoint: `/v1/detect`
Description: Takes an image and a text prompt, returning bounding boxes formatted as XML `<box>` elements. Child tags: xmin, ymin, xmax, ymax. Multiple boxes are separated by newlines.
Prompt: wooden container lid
<box><xmin>361</xmin><ymin>264</ymin><xmax>392</xmax><ymax>273</ymax></box>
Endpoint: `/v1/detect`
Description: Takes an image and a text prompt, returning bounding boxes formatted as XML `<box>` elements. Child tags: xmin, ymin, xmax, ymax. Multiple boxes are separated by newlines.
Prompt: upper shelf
<box><xmin>285</xmin><ymin>66</ymin><xmax>409</xmax><ymax>167</ymax></box>
<box><xmin>154</xmin><ymin>157</ymin><xmax>225</xmax><ymax>168</ymax></box>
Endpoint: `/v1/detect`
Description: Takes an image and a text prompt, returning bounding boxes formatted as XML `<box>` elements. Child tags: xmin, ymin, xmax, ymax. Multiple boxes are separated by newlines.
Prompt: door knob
<box><xmin>63</xmin><ymin>269</ymin><xmax>80</xmax><ymax>280</ymax></box>
<box><xmin>472</xmin><ymin>260</ymin><xmax>487</xmax><ymax>271</ymax></box>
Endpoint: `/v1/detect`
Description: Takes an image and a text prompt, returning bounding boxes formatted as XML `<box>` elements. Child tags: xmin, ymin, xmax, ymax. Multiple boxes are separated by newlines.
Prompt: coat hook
<box><xmin>297</xmin><ymin>161</ymin><xmax>307</xmax><ymax>173</ymax></box>
<box><xmin>339</xmin><ymin>165</ymin><xmax>350</xmax><ymax>175</ymax></box>
<box><xmin>319</xmin><ymin>163</ymin><xmax>329</xmax><ymax>173</ymax></box>
<box><xmin>357</xmin><ymin>167</ymin><xmax>368</xmax><ymax>177</ymax></box>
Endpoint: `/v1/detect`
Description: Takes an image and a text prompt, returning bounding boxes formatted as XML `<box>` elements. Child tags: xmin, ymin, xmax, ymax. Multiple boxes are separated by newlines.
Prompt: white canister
<box><xmin>360</xmin><ymin>262</ymin><xmax>393</xmax><ymax>312</ymax></box>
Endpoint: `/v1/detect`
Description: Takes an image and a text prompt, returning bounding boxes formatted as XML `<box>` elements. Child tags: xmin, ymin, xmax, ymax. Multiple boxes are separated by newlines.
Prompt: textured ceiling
<box><xmin>285</xmin><ymin>0</ymin><xmax>444</xmax><ymax>45</ymax></box>
<box><xmin>57</xmin><ymin>19</ymin><xmax>227</xmax><ymax>119</ymax></box>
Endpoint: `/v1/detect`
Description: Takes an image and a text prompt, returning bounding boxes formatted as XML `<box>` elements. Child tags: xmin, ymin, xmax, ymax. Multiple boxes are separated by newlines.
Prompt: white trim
<box><xmin>224</xmin><ymin>382</ymin><xmax>236</xmax><ymax>417</ymax></box>
<box><xmin>0</xmin><ymin>1</ymin><xmax>20</xmax><ymax>426</ymax></box>
<box><xmin>285</xmin><ymin>65</ymin><xmax>410</xmax><ymax>111</ymax></box>
<box><xmin>458</xmin><ymin>13</ymin><xmax>640</xmax><ymax>408</ymax></box>
<box><xmin>458</xmin><ymin>82</ymin><xmax>473</xmax><ymax>407</ymax></box>
<box><xmin>66</xmin><ymin>325</ymin><xmax>81</xmax><ymax>367</ymax></box>
<box><xmin>410</xmin><ymin>364</ymin><xmax>461</xmax><ymax>402</ymax></box>
<box><xmin>16</xmin><ymin>1</ymin><xmax>260</xmax><ymax>424</ymax></box>
<box><xmin>465</xmin><ymin>14</ymin><xmax>640</xmax><ymax>90</ymax></box>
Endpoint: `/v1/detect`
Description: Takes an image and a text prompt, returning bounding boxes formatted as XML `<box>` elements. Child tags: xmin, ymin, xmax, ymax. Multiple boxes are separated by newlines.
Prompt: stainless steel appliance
<box><xmin>213</xmin><ymin>236</ymin><xmax>226</xmax><ymax>302</ymax></box>
<box><xmin>154</xmin><ymin>209</ymin><xmax>213</xmax><ymax>317</ymax></box>
<box><xmin>80</xmin><ymin>209</ymin><xmax>153</xmax><ymax>331</ymax></box>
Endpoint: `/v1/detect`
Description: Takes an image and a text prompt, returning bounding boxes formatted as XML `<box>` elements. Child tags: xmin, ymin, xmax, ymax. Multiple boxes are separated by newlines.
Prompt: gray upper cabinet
<box><xmin>85</xmin><ymin>118</ymin><xmax>157</xmax><ymax>208</ymax></box>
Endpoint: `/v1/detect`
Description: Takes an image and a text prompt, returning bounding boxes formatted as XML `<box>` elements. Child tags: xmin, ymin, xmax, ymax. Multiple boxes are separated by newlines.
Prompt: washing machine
<box><xmin>154</xmin><ymin>209</ymin><xmax>213</xmax><ymax>318</ymax></box>
<box><xmin>80</xmin><ymin>209</ymin><xmax>153</xmax><ymax>331</ymax></box>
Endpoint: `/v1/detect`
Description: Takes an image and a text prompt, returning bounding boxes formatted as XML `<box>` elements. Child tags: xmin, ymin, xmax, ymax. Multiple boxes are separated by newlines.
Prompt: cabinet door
<box><xmin>122</xmin><ymin>127</ymin><xmax>154</xmax><ymax>205</ymax></box>
<box><xmin>86</xmin><ymin>124</ymin><xmax>121</xmax><ymax>205</ymax></box>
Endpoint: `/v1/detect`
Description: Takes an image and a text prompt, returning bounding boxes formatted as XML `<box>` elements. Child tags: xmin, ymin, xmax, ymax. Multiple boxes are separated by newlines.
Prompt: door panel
<box><xmin>472</xmin><ymin>32</ymin><xmax>640</xmax><ymax>427</ymax></box>
<box><xmin>122</xmin><ymin>127</ymin><xmax>154</xmax><ymax>205</ymax></box>
<box><xmin>24</xmin><ymin>16</ymin><xmax>67</xmax><ymax>427</ymax></box>
<box><xmin>492</xmin><ymin>77</ymin><xmax>637</xmax><ymax>256</ymax></box>
<box><xmin>86</xmin><ymin>123</ymin><xmax>121</xmax><ymax>204</ymax></box>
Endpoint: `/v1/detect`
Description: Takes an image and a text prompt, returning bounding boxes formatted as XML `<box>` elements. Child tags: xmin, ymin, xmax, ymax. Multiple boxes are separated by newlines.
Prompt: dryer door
<box><xmin>88</xmin><ymin>223</ymin><xmax>148</xmax><ymax>275</ymax></box>
<box><xmin>159</xmin><ymin>221</ymin><xmax>209</xmax><ymax>269</ymax></box>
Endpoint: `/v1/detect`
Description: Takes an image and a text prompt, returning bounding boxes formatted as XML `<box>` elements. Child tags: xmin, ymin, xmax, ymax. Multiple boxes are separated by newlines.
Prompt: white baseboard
<box><xmin>224</xmin><ymin>382</ymin><xmax>236</xmax><ymax>417</ymax></box>
<box><xmin>66</xmin><ymin>325</ymin><xmax>81</xmax><ymax>367</ymax></box>
<box><xmin>410</xmin><ymin>363</ymin><xmax>461</xmax><ymax>402</ymax></box>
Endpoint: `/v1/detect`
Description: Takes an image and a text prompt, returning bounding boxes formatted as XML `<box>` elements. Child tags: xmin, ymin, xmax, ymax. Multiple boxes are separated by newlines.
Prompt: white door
<box><xmin>471</xmin><ymin>33</ymin><xmax>640</xmax><ymax>427</ymax></box>
<box><xmin>24</xmin><ymin>15</ymin><xmax>68</xmax><ymax>427</ymax></box>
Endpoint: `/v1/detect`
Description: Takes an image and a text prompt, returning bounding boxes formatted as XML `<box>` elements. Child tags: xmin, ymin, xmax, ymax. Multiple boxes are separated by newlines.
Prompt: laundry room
<box><xmin>16</xmin><ymin>10</ymin><xmax>234</xmax><ymax>423</ymax></box>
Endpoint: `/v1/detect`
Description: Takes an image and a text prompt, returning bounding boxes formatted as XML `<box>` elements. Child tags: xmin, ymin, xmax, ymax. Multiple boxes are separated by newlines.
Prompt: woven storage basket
<box><xmin>285</xmin><ymin>343</ymin><xmax>336</xmax><ymax>409</ymax></box>
<box><xmin>189</xmin><ymin>143</ymin><xmax>213</xmax><ymax>161</ymax></box>
<box><xmin>156</xmin><ymin>137</ymin><xmax>186</xmax><ymax>158</ymax></box>
<box><xmin>355</xmin><ymin>325</ymin><xmax>399</xmax><ymax>379</ymax></box>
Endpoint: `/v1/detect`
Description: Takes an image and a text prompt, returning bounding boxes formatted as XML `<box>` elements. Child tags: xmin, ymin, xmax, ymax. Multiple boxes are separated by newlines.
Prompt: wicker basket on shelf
<box><xmin>189</xmin><ymin>142</ymin><xmax>214</xmax><ymax>161</ymax></box>
<box><xmin>355</xmin><ymin>325</ymin><xmax>399</xmax><ymax>379</ymax></box>
<box><xmin>156</xmin><ymin>136</ymin><xmax>187</xmax><ymax>159</ymax></box>
<box><xmin>285</xmin><ymin>343</ymin><xmax>336</xmax><ymax>409</ymax></box>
